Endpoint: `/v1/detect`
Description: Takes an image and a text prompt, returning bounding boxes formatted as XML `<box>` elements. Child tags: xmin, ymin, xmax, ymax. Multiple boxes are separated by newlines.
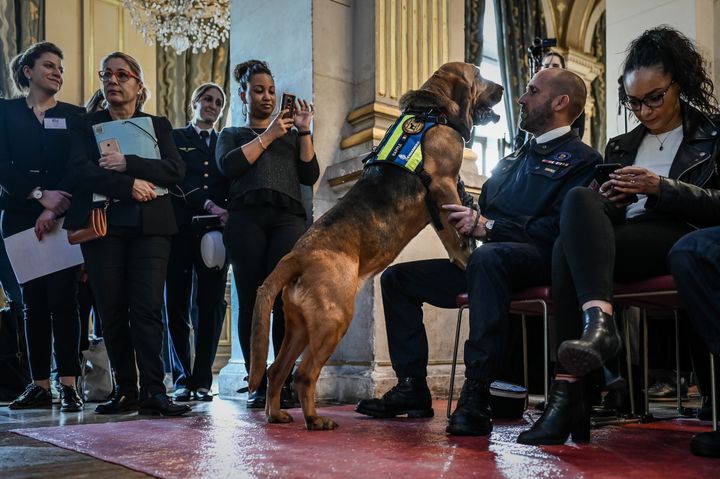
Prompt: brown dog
<box><xmin>249</xmin><ymin>62</ymin><xmax>503</xmax><ymax>430</ymax></box>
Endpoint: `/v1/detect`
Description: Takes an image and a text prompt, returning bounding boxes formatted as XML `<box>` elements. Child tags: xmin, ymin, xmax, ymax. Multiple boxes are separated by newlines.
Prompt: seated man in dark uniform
<box><xmin>355</xmin><ymin>68</ymin><xmax>602</xmax><ymax>436</ymax></box>
<box><xmin>669</xmin><ymin>227</ymin><xmax>720</xmax><ymax>458</ymax></box>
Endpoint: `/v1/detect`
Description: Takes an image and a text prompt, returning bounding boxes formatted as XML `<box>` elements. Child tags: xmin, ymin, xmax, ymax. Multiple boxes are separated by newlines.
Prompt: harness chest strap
<box><xmin>364</xmin><ymin>114</ymin><xmax>447</xmax><ymax>230</ymax></box>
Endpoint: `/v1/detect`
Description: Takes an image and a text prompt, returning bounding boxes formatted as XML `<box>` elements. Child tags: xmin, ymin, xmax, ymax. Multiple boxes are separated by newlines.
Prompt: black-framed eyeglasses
<box><xmin>98</xmin><ymin>69</ymin><xmax>141</xmax><ymax>83</ymax></box>
<box><xmin>621</xmin><ymin>81</ymin><xmax>675</xmax><ymax>111</ymax></box>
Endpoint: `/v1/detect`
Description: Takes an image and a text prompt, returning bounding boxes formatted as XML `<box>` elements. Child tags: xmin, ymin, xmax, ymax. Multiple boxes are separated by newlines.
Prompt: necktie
<box><xmin>200</xmin><ymin>130</ymin><xmax>210</xmax><ymax>146</ymax></box>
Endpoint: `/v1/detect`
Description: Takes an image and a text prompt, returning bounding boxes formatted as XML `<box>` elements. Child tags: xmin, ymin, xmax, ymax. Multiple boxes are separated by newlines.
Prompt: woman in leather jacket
<box><xmin>518</xmin><ymin>26</ymin><xmax>720</xmax><ymax>446</ymax></box>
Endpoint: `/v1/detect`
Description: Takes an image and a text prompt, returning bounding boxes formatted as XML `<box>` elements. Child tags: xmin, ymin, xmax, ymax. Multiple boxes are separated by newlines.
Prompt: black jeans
<box><xmin>20</xmin><ymin>266</ymin><xmax>81</xmax><ymax>380</ymax></box>
<box><xmin>166</xmin><ymin>232</ymin><xmax>229</xmax><ymax>390</ymax></box>
<box><xmin>224</xmin><ymin>205</ymin><xmax>306</xmax><ymax>379</ymax></box>
<box><xmin>381</xmin><ymin>242</ymin><xmax>551</xmax><ymax>383</ymax></box>
<box><xmin>553</xmin><ymin>187</ymin><xmax>694</xmax><ymax>343</ymax></box>
<box><xmin>669</xmin><ymin>227</ymin><xmax>720</xmax><ymax>356</ymax></box>
<box><xmin>81</xmin><ymin>234</ymin><xmax>171</xmax><ymax>399</ymax></box>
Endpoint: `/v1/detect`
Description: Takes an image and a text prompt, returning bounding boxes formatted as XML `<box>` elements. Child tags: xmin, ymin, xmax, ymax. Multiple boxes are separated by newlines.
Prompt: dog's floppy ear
<box><xmin>447</xmin><ymin>63</ymin><xmax>478</xmax><ymax>140</ymax></box>
<box><xmin>399</xmin><ymin>62</ymin><xmax>475</xmax><ymax>141</ymax></box>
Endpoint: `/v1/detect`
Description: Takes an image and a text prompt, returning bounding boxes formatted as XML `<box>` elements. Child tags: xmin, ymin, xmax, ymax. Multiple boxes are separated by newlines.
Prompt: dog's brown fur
<box><xmin>249</xmin><ymin>62</ymin><xmax>503</xmax><ymax>430</ymax></box>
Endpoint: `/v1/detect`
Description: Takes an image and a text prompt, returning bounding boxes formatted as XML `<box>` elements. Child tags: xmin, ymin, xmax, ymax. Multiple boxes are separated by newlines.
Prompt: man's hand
<box><xmin>441</xmin><ymin>204</ymin><xmax>487</xmax><ymax>238</ymax></box>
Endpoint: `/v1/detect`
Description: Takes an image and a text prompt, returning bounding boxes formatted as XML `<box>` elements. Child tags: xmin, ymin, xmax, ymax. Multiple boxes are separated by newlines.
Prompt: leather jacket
<box><xmin>604</xmin><ymin>103</ymin><xmax>720</xmax><ymax>227</ymax></box>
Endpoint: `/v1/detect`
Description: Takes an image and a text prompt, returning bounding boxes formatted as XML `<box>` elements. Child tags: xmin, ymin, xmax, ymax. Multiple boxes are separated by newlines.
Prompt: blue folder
<box><xmin>92</xmin><ymin>117</ymin><xmax>168</xmax><ymax>197</ymax></box>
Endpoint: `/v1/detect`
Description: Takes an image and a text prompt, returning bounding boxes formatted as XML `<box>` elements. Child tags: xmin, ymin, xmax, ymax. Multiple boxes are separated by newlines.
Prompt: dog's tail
<box><xmin>248</xmin><ymin>253</ymin><xmax>301</xmax><ymax>392</ymax></box>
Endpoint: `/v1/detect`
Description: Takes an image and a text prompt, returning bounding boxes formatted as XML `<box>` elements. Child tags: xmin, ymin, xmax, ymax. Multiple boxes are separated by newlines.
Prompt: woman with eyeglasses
<box><xmin>64</xmin><ymin>51</ymin><xmax>188</xmax><ymax>416</ymax></box>
<box><xmin>0</xmin><ymin>41</ymin><xmax>85</xmax><ymax>412</ymax></box>
<box><xmin>518</xmin><ymin>26</ymin><xmax>720</xmax><ymax>446</ymax></box>
<box><xmin>216</xmin><ymin>60</ymin><xmax>319</xmax><ymax>409</ymax></box>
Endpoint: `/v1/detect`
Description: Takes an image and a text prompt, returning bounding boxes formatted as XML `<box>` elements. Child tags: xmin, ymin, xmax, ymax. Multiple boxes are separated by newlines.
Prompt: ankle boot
<box><xmin>517</xmin><ymin>379</ymin><xmax>590</xmax><ymax>445</ymax></box>
<box><xmin>355</xmin><ymin>377</ymin><xmax>433</xmax><ymax>418</ymax></box>
<box><xmin>558</xmin><ymin>307</ymin><xmax>622</xmax><ymax>376</ymax></box>
<box><xmin>446</xmin><ymin>379</ymin><xmax>493</xmax><ymax>436</ymax></box>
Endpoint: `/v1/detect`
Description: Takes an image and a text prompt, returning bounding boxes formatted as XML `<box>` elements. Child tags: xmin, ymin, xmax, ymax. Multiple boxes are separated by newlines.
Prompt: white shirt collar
<box><xmin>192</xmin><ymin>124</ymin><xmax>213</xmax><ymax>138</ymax></box>
<box><xmin>534</xmin><ymin>125</ymin><xmax>572</xmax><ymax>144</ymax></box>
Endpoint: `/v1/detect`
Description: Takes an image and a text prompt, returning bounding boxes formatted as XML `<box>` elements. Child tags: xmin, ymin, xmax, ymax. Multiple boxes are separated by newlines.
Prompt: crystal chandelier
<box><xmin>123</xmin><ymin>0</ymin><xmax>230</xmax><ymax>55</ymax></box>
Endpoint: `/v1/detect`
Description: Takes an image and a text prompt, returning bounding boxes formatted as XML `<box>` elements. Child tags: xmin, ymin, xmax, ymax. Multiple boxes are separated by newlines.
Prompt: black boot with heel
<box><xmin>517</xmin><ymin>378</ymin><xmax>590</xmax><ymax>445</ymax></box>
<box><xmin>558</xmin><ymin>307</ymin><xmax>622</xmax><ymax>376</ymax></box>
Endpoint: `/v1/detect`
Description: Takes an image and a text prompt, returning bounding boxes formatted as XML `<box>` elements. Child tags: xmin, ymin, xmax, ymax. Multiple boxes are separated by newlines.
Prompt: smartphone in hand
<box><xmin>280</xmin><ymin>92</ymin><xmax>296</xmax><ymax>119</ymax></box>
<box><xmin>99</xmin><ymin>138</ymin><xmax>121</xmax><ymax>154</ymax></box>
<box><xmin>594</xmin><ymin>162</ymin><xmax>622</xmax><ymax>186</ymax></box>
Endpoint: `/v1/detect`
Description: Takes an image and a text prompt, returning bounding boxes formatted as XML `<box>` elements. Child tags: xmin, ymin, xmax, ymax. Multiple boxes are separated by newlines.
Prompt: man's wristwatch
<box><xmin>484</xmin><ymin>219</ymin><xmax>495</xmax><ymax>240</ymax></box>
<box><xmin>32</xmin><ymin>188</ymin><xmax>44</xmax><ymax>200</ymax></box>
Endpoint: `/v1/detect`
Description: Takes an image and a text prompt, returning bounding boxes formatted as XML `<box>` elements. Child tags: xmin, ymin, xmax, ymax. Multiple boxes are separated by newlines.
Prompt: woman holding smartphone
<box><xmin>216</xmin><ymin>60</ymin><xmax>319</xmax><ymax>409</ymax></box>
<box><xmin>0</xmin><ymin>42</ymin><xmax>85</xmax><ymax>412</ymax></box>
<box><xmin>64</xmin><ymin>51</ymin><xmax>188</xmax><ymax>416</ymax></box>
<box><xmin>518</xmin><ymin>26</ymin><xmax>720</xmax><ymax>446</ymax></box>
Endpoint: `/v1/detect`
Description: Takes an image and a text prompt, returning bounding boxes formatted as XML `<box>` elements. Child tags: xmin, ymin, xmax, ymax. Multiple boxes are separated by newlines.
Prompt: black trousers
<box><xmin>165</xmin><ymin>232</ymin><xmax>228</xmax><ymax>390</ymax></box>
<box><xmin>224</xmin><ymin>205</ymin><xmax>306</xmax><ymax>381</ymax></box>
<box><xmin>669</xmin><ymin>227</ymin><xmax>720</xmax><ymax>356</ymax></box>
<box><xmin>553</xmin><ymin>187</ymin><xmax>694</xmax><ymax>343</ymax></box>
<box><xmin>381</xmin><ymin>242</ymin><xmax>551</xmax><ymax>383</ymax></box>
<box><xmin>81</xmin><ymin>234</ymin><xmax>171</xmax><ymax>399</ymax></box>
<box><xmin>20</xmin><ymin>266</ymin><xmax>81</xmax><ymax>380</ymax></box>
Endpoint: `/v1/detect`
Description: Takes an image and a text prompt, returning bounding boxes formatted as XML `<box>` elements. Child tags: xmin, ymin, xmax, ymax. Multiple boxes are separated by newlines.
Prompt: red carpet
<box><xmin>11</xmin><ymin>400</ymin><xmax>718</xmax><ymax>478</ymax></box>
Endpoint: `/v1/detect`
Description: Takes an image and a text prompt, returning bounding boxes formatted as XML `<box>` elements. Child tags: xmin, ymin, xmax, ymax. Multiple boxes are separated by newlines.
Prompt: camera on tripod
<box><xmin>528</xmin><ymin>37</ymin><xmax>557</xmax><ymax>58</ymax></box>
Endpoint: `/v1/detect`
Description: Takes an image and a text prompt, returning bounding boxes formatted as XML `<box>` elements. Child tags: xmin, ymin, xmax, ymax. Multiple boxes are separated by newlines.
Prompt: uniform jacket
<box><xmin>0</xmin><ymin>98</ymin><xmax>84</xmax><ymax>236</ymax></box>
<box><xmin>63</xmin><ymin>109</ymin><xmax>185</xmax><ymax>236</ymax></box>
<box><xmin>479</xmin><ymin>130</ymin><xmax>602</xmax><ymax>253</ymax></box>
<box><xmin>171</xmin><ymin>125</ymin><xmax>229</xmax><ymax>234</ymax></box>
<box><xmin>604</xmin><ymin>103</ymin><xmax>720</xmax><ymax>227</ymax></box>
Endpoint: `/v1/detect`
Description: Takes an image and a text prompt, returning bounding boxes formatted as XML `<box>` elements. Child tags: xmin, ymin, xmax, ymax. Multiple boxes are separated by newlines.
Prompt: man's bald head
<box><xmin>539</xmin><ymin>68</ymin><xmax>587</xmax><ymax>122</ymax></box>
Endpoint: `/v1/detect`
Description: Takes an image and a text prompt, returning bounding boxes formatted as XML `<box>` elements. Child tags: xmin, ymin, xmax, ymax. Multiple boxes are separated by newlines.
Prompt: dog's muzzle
<box><xmin>476</xmin><ymin>107</ymin><xmax>501</xmax><ymax>125</ymax></box>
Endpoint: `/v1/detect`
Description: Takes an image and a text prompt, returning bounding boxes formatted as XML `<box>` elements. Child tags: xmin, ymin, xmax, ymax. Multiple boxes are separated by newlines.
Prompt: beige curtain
<box><xmin>156</xmin><ymin>40</ymin><xmax>230</xmax><ymax>129</ymax></box>
<box><xmin>0</xmin><ymin>0</ymin><xmax>44</xmax><ymax>98</ymax></box>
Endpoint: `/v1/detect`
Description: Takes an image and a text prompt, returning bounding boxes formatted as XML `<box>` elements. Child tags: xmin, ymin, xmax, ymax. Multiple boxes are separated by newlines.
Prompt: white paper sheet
<box><xmin>3</xmin><ymin>218</ymin><xmax>84</xmax><ymax>284</ymax></box>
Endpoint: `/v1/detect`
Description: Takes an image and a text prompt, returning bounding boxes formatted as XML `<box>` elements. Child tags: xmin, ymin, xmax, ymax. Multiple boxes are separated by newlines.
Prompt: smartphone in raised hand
<box><xmin>280</xmin><ymin>92</ymin><xmax>296</xmax><ymax>119</ymax></box>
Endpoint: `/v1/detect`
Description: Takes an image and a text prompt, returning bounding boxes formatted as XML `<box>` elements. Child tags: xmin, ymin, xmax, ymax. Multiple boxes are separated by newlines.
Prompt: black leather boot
<box><xmin>558</xmin><ymin>307</ymin><xmax>622</xmax><ymax>376</ymax></box>
<box><xmin>446</xmin><ymin>379</ymin><xmax>492</xmax><ymax>436</ymax></box>
<box><xmin>355</xmin><ymin>377</ymin><xmax>433</xmax><ymax>418</ymax></box>
<box><xmin>517</xmin><ymin>379</ymin><xmax>590</xmax><ymax>445</ymax></box>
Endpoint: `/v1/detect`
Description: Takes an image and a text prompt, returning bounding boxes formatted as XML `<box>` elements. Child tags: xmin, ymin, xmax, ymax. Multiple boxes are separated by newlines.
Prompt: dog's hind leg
<box><xmin>266</xmin><ymin>303</ymin><xmax>308</xmax><ymax>424</ymax></box>
<box><xmin>296</xmin><ymin>312</ymin><xmax>351</xmax><ymax>430</ymax></box>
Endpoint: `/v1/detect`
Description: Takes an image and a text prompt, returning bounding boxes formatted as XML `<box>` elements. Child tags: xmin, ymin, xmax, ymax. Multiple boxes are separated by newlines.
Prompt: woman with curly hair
<box><xmin>216</xmin><ymin>60</ymin><xmax>319</xmax><ymax>409</ymax></box>
<box><xmin>518</xmin><ymin>26</ymin><xmax>720</xmax><ymax>445</ymax></box>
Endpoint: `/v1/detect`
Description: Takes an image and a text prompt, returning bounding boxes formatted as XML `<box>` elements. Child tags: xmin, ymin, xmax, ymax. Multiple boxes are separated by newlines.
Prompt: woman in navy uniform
<box><xmin>0</xmin><ymin>42</ymin><xmax>84</xmax><ymax>412</ymax></box>
<box><xmin>519</xmin><ymin>26</ymin><xmax>720</xmax><ymax>446</ymax></box>
<box><xmin>64</xmin><ymin>51</ymin><xmax>188</xmax><ymax>416</ymax></box>
<box><xmin>166</xmin><ymin>82</ymin><xmax>229</xmax><ymax>402</ymax></box>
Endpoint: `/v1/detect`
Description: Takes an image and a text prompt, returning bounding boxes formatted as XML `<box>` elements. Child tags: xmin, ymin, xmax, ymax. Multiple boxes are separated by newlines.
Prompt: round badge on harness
<box><xmin>200</xmin><ymin>230</ymin><xmax>226</xmax><ymax>269</ymax></box>
<box><xmin>402</xmin><ymin>117</ymin><xmax>425</xmax><ymax>134</ymax></box>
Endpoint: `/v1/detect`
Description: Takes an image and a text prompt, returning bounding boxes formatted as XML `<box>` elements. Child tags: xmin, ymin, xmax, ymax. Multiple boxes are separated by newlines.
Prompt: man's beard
<box><xmin>519</xmin><ymin>98</ymin><xmax>553</xmax><ymax>135</ymax></box>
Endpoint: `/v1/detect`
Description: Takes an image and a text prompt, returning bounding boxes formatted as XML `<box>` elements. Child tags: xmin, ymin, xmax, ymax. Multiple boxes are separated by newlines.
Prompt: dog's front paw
<box><xmin>304</xmin><ymin>415</ymin><xmax>338</xmax><ymax>430</ymax></box>
<box><xmin>267</xmin><ymin>410</ymin><xmax>293</xmax><ymax>423</ymax></box>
